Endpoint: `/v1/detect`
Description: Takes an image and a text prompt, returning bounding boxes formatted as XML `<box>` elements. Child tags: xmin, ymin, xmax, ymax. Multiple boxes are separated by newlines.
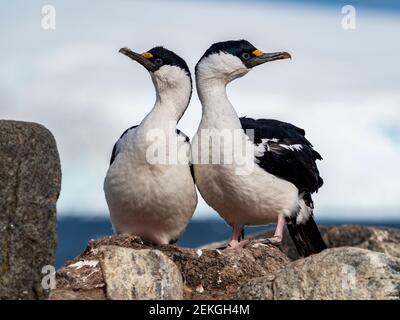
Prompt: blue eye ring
<box><xmin>241</xmin><ymin>52</ymin><xmax>251</xmax><ymax>60</ymax></box>
<box><xmin>154</xmin><ymin>58</ymin><xmax>163</xmax><ymax>66</ymax></box>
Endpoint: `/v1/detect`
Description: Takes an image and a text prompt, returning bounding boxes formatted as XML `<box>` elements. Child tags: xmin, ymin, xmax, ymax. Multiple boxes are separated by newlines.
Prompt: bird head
<box><xmin>119</xmin><ymin>46</ymin><xmax>192</xmax><ymax>93</ymax></box>
<box><xmin>195</xmin><ymin>40</ymin><xmax>291</xmax><ymax>83</ymax></box>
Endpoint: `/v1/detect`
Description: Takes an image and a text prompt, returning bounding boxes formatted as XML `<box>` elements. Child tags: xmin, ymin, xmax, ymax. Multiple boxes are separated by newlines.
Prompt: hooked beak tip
<box><xmin>274</xmin><ymin>52</ymin><xmax>291</xmax><ymax>61</ymax></box>
<box><xmin>119</xmin><ymin>47</ymin><xmax>130</xmax><ymax>55</ymax></box>
<box><xmin>118</xmin><ymin>46</ymin><xmax>156</xmax><ymax>72</ymax></box>
<box><xmin>247</xmin><ymin>51</ymin><xmax>292</xmax><ymax>68</ymax></box>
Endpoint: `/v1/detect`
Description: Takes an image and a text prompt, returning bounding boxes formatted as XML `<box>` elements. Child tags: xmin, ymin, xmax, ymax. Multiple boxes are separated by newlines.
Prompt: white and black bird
<box><xmin>104</xmin><ymin>46</ymin><xmax>197</xmax><ymax>244</ymax></box>
<box><xmin>192</xmin><ymin>40</ymin><xmax>326</xmax><ymax>256</ymax></box>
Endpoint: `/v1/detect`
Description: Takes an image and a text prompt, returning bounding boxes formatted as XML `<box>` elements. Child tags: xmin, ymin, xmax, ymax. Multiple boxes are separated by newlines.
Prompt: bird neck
<box><xmin>140</xmin><ymin>78</ymin><xmax>192</xmax><ymax>132</ymax></box>
<box><xmin>154</xmin><ymin>78</ymin><xmax>192</xmax><ymax>122</ymax></box>
<box><xmin>196</xmin><ymin>74</ymin><xmax>241</xmax><ymax>130</ymax></box>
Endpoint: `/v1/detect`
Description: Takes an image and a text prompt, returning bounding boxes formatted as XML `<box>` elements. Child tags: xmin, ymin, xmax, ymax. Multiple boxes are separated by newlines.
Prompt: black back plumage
<box><xmin>240</xmin><ymin>117</ymin><xmax>323</xmax><ymax>194</ymax></box>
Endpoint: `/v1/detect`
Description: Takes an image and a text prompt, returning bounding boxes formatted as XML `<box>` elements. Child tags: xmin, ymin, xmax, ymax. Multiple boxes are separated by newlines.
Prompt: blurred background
<box><xmin>1</xmin><ymin>0</ymin><xmax>399</xmax><ymax>267</ymax></box>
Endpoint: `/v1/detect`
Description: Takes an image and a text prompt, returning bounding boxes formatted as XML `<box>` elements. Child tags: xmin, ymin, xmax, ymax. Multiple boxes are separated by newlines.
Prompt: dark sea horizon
<box><xmin>56</xmin><ymin>215</ymin><xmax>400</xmax><ymax>268</ymax></box>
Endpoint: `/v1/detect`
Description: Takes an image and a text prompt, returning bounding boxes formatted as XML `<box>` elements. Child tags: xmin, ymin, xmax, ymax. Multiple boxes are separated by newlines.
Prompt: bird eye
<box><xmin>154</xmin><ymin>58</ymin><xmax>163</xmax><ymax>66</ymax></box>
<box><xmin>241</xmin><ymin>52</ymin><xmax>251</xmax><ymax>60</ymax></box>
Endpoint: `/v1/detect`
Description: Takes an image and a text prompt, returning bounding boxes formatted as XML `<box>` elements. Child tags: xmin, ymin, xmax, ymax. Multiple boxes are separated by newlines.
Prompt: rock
<box><xmin>49</xmin><ymin>255</ymin><xmax>106</xmax><ymax>300</ymax></box>
<box><xmin>202</xmin><ymin>225</ymin><xmax>400</xmax><ymax>260</ymax></box>
<box><xmin>322</xmin><ymin>225</ymin><xmax>400</xmax><ymax>258</ymax></box>
<box><xmin>50</xmin><ymin>235</ymin><xmax>290</xmax><ymax>300</ymax></box>
<box><xmin>48</xmin><ymin>288</ymin><xmax>106</xmax><ymax>300</ymax></box>
<box><xmin>101</xmin><ymin>246</ymin><xmax>183</xmax><ymax>300</ymax></box>
<box><xmin>50</xmin><ymin>246</ymin><xmax>183</xmax><ymax>300</ymax></box>
<box><xmin>236</xmin><ymin>247</ymin><xmax>400</xmax><ymax>300</ymax></box>
<box><xmin>0</xmin><ymin>120</ymin><xmax>61</xmax><ymax>300</ymax></box>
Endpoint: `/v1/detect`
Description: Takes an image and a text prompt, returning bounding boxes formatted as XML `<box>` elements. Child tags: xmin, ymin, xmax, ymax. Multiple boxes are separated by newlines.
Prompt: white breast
<box><xmin>192</xmin><ymin>133</ymin><xmax>299</xmax><ymax>227</ymax></box>
<box><xmin>104</xmin><ymin>129</ymin><xmax>197</xmax><ymax>244</ymax></box>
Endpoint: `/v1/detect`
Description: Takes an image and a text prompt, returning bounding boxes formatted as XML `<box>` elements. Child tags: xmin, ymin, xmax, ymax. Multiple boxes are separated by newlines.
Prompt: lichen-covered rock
<box><xmin>0</xmin><ymin>120</ymin><xmax>61</xmax><ymax>300</ymax></box>
<box><xmin>100</xmin><ymin>246</ymin><xmax>183</xmax><ymax>300</ymax></box>
<box><xmin>322</xmin><ymin>225</ymin><xmax>400</xmax><ymax>259</ymax></box>
<box><xmin>50</xmin><ymin>235</ymin><xmax>290</xmax><ymax>300</ymax></box>
<box><xmin>236</xmin><ymin>247</ymin><xmax>400</xmax><ymax>300</ymax></box>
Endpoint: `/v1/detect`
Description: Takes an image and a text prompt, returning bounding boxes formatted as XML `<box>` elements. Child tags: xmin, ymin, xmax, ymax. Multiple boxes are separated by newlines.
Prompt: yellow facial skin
<box><xmin>142</xmin><ymin>52</ymin><xmax>153</xmax><ymax>59</ymax></box>
<box><xmin>252</xmin><ymin>49</ymin><xmax>264</xmax><ymax>57</ymax></box>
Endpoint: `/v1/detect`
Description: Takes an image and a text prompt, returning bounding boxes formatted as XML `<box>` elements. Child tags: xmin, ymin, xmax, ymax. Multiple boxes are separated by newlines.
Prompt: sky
<box><xmin>0</xmin><ymin>0</ymin><xmax>399</xmax><ymax>220</ymax></box>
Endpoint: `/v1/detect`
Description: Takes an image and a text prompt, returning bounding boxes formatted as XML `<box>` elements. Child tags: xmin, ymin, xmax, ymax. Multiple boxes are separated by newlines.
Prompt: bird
<box><xmin>191</xmin><ymin>40</ymin><xmax>326</xmax><ymax>256</ymax></box>
<box><xmin>104</xmin><ymin>46</ymin><xmax>197</xmax><ymax>245</ymax></box>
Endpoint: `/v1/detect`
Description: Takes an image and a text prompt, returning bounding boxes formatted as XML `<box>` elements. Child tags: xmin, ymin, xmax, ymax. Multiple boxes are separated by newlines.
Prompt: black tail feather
<box><xmin>286</xmin><ymin>216</ymin><xmax>327</xmax><ymax>257</ymax></box>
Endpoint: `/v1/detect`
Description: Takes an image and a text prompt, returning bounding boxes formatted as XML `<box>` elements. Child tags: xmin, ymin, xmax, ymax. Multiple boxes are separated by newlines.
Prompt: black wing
<box><xmin>240</xmin><ymin>117</ymin><xmax>323</xmax><ymax>194</ymax></box>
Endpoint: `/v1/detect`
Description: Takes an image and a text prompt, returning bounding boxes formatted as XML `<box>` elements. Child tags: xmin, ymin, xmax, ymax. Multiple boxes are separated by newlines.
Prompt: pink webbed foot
<box><xmin>226</xmin><ymin>239</ymin><xmax>250</xmax><ymax>250</ymax></box>
<box><xmin>223</xmin><ymin>224</ymin><xmax>248</xmax><ymax>250</ymax></box>
<box><xmin>249</xmin><ymin>214</ymin><xmax>286</xmax><ymax>248</ymax></box>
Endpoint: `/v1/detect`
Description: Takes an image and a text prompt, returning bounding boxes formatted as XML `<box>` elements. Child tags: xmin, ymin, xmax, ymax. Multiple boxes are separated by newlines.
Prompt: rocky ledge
<box><xmin>50</xmin><ymin>236</ymin><xmax>288</xmax><ymax>300</ymax></box>
<box><xmin>50</xmin><ymin>225</ymin><xmax>400</xmax><ymax>300</ymax></box>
